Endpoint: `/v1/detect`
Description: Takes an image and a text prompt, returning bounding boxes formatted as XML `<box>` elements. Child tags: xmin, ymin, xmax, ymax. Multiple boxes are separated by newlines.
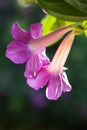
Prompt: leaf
<box><xmin>41</xmin><ymin>14</ymin><xmax>76</xmax><ymax>46</ymax></box>
<box><xmin>82</xmin><ymin>20</ymin><xmax>87</xmax><ymax>37</ymax></box>
<box><xmin>65</xmin><ymin>0</ymin><xmax>87</xmax><ymax>14</ymax></box>
<box><xmin>24</xmin><ymin>0</ymin><xmax>32</xmax><ymax>3</ymax></box>
<box><xmin>41</xmin><ymin>14</ymin><xmax>75</xmax><ymax>35</ymax></box>
<box><xmin>24</xmin><ymin>0</ymin><xmax>37</xmax><ymax>3</ymax></box>
<box><xmin>41</xmin><ymin>15</ymin><xmax>64</xmax><ymax>35</ymax></box>
<box><xmin>37</xmin><ymin>0</ymin><xmax>87</xmax><ymax>21</ymax></box>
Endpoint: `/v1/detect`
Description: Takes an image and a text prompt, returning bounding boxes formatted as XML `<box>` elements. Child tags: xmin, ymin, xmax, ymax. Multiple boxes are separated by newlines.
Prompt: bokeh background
<box><xmin>0</xmin><ymin>0</ymin><xmax>87</xmax><ymax>129</ymax></box>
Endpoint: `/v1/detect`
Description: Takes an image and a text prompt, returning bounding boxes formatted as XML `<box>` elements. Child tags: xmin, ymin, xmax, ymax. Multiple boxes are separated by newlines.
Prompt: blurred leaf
<box><xmin>82</xmin><ymin>20</ymin><xmax>87</xmax><ymax>37</ymax></box>
<box><xmin>41</xmin><ymin>14</ymin><xmax>75</xmax><ymax>35</ymax></box>
<box><xmin>41</xmin><ymin>14</ymin><xmax>87</xmax><ymax>37</ymax></box>
<box><xmin>41</xmin><ymin>15</ymin><xmax>64</xmax><ymax>35</ymax></box>
<box><xmin>65</xmin><ymin>0</ymin><xmax>87</xmax><ymax>14</ymax></box>
<box><xmin>41</xmin><ymin>14</ymin><xmax>76</xmax><ymax>47</ymax></box>
<box><xmin>24</xmin><ymin>0</ymin><xmax>37</xmax><ymax>3</ymax></box>
<box><xmin>37</xmin><ymin>0</ymin><xmax>87</xmax><ymax>21</ymax></box>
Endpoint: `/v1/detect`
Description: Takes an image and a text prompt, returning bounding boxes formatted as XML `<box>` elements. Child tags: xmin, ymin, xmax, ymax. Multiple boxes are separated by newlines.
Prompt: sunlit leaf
<box><xmin>41</xmin><ymin>14</ymin><xmax>76</xmax><ymax>46</ymax></box>
<box><xmin>41</xmin><ymin>14</ymin><xmax>75</xmax><ymax>35</ymax></box>
<box><xmin>41</xmin><ymin>15</ymin><xmax>64</xmax><ymax>35</ymax></box>
<box><xmin>24</xmin><ymin>0</ymin><xmax>37</xmax><ymax>3</ymax></box>
<box><xmin>82</xmin><ymin>20</ymin><xmax>87</xmax><ymax>37</ymax></box>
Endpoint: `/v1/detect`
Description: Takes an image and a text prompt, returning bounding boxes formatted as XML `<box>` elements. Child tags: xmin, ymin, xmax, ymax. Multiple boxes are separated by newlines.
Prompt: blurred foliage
<box><xmin>0</xmin><ymin>0</ymin><xmax>87</xmax><ymax>130</ymax></box>
<box><xmin>41</xmin><ymin>15</ymin><xmax>59</xmax><ymax>35</ymax></box>
<box><xmin>83</xmin><ymin>20</ymin><xmax>87</xmax><ymax>37</ymax></box>
<box><xmin>41</xmin><ymin>14</ymin><xmax>75</xmax><ymax>35</ymax></box>
<box><xmin>37</xmin><ymin>0</ymin><xmax>87</xmax><ymax>22</ymax></box>
<box><xmin>24</xmin><ymin>0</ymin><xmax>37</xmax><ymax>3</ymax></box>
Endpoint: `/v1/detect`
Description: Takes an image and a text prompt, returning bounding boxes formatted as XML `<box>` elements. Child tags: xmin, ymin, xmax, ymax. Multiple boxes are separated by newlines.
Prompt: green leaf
<box><xmin>41</xmin><ymin>14</ymin><xmax>75</xmax><ymax>35</ymax></box>
<box><xmin>65</xmin><ymin>0</ymin><xmax>87</xmax><ymax>14</ymax></box>
<box><xmin>82</xmin><ymin>20</ymin><xmax>87</xmax><ymax>36</ymax></box>
<box><xmin>24</xmin><ymin>0</ymin><xmax>37</xmax><ymax>3</ymax></box>
<box><xmin>41</xmin><ymin>14</ymin><xmax>76</xmax><ymax>46</ymax></box>
<box><xmin>37</xmin><ymin>0</ymin><xmax>87</xmax><ymax>21</ymax></box>
<box><xmin>41</xmin><ymin>15</ymin><xmax>64</xmax><ymax>35</ymax></box>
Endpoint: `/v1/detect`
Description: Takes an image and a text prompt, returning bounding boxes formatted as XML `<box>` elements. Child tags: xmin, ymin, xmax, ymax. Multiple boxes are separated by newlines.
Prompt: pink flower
<box><xmin>6</xmin><ymin>22</ymin><xmax>74</xmax><ymax>78</ymax></box>
<box><xmin>26</xmin><ymin>32</ymin><xmax>75</xmax><ymax>100</ymax></box>
<box><xmin>6</xmin><ymin>22</ymin><xmax>49</xmax><ymax>78</ymax></box>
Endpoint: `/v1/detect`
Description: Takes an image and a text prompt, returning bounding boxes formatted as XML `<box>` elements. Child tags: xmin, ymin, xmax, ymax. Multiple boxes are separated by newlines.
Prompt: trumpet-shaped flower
<box><xmin>26</xmin><ymin>32</ymin><xmax>75</xmax><ymax>100</ymax></box>
<box><xmin>6</xmin><ymin>22</ymin><xmax>74</xmax><ymax>78</ymax></box>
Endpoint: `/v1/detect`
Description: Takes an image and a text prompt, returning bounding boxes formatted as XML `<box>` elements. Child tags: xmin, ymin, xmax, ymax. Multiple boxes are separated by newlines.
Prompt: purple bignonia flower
<box><xmin>6</xmin><ymin>22</ymin><xmax>74</xmax><ymax>78</ymax></box>
<box><xmin>26</xmin><ymin>31</ymin><xmax>75</xmax><ymax>100</ymax></box>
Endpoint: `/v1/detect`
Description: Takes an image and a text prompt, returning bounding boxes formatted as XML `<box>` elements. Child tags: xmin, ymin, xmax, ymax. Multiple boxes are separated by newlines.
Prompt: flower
<box><xmin>26</xmin><ymin>31</ymin><xmax>75</xmax><ymax>100</ymax></box>
<box><xmin>6</xmin><ymin>22</ymin><xmax>49</xmax><ymax>78</ymax></box>
<box><xmin>6</xmin><ymin>22</ymin><xmax>74</xmax><ymax>78</ymax></box>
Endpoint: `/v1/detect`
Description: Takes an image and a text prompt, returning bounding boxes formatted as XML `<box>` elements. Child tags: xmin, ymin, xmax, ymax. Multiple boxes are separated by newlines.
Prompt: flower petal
<box><xmin>30</xmin><ymin>23</ymin><xmax>43</xmax><ymax>39</ymax></box>
<box><xmin>46</xmin><ymin>70</ymin><xmax>72</xmax><ymax>100</ymax></box>
<box><xmin>6</xmin><ymin>41</ymin><xmax>30</xmax><ymax>64</ymax></box>
<box><xmin>46</xmin><ymin>74</ymin><xmax>63</xmax><ymax>100</ymax></box>
<box><xmin>24</xmin><ymin>50</ymin><xmax>50</xmax><ymax>79</ymax></box>
<box><xmin>27</xmin><ymin>68</ymin><xmax>49</xmax><ymax>90</ymax></box>
<box><xmin>61</xmin><ymin>70</ymin><xmax>72</xmax><ymax>92</ymax></box>
<box><xmin>12</xmin><ymin>22</ymin><xmax>31</xmax><ymax>43</ymax></box>
<box><xmin>39</xmin><ymin>49</ymin><xmax>50</xmax><ymax>66</ymax></box>
<box><xmin>24</xmin><ymin>53</ymin><xmax>41</xmax><ymax>78</ymax></box>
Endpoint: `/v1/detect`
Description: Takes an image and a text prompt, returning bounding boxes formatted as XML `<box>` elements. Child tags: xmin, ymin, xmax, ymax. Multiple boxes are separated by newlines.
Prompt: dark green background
<box><xmin>0</xmin><ymin>0</ymin><xmax>87</xmax><ymax>129</ymax></box>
